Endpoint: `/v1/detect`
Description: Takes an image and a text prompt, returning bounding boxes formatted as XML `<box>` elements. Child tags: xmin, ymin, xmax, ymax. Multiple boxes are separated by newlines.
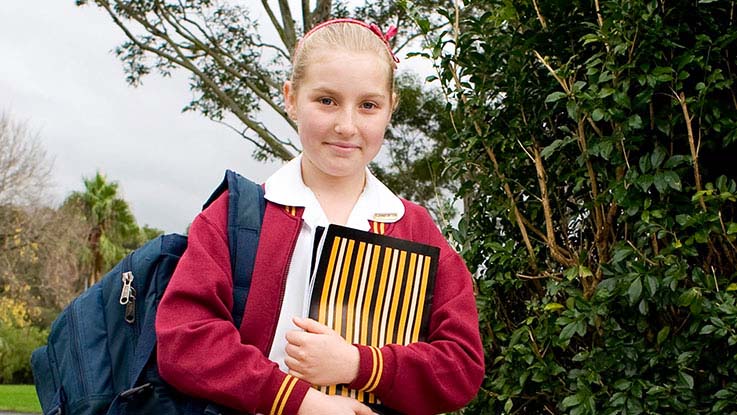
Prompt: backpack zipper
<box><xmin>120</xmin><ymin>272</ymin><xmax>137</xmax><ymax>324</ymax></box>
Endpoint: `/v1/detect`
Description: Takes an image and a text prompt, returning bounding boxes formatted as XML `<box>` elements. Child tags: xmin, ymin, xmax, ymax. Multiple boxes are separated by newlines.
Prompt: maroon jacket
<box><xmin>155</xmin><ymin>191</ymin><xmax>484</xmax><ymax>415</ymax></box>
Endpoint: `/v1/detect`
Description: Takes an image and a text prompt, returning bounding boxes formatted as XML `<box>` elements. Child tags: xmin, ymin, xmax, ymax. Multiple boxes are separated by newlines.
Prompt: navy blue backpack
<box><xmin>31</xmin><ymin>170</ymin><xmax>265</xmax><ymax>415</ymax></box>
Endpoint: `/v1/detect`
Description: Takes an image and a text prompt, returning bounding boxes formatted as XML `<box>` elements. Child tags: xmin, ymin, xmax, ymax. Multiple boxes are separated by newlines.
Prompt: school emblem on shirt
<box><xmin>372</xmin><ymin>212</ymin><xmax>398</xmax><ymax>221</ymax></box>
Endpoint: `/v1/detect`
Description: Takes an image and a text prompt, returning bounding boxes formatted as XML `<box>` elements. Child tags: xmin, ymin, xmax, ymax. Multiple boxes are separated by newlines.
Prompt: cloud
<box><xmin>0</xmin><ymin>1</ymin><xmax>282</xmax><ymax>233</ymax></box>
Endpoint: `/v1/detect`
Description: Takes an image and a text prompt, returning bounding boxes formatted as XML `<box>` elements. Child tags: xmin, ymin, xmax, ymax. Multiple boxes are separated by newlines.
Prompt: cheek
<box><xmin>298</xmin><ymin>116</ymin><xmax>330</xmax><ymax>143</ymax></box>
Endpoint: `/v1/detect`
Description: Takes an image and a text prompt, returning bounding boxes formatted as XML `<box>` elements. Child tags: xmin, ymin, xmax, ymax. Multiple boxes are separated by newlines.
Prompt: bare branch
<box><xmin>261</xmin><ymin>0</ymin><xmax>292</xmax><ymax>55</ymax></box>
<box><xmin>154</xmin><ymin>2</ymin><xmax>296</xmax><ymax>131</ymax></box>
<box><xmin>533</xmin><ymin>50</ymin><xmax>570</xmax><ymax>95</ymax></box>
<box><xmin>311</xmin><ymin>0</ymin><xmax>332</xmax><ymax>28</ymax></box>
<box><xmin>301</xmin><ymin>0</ymin><xmax>311</xmax><ymax>32</ymax></box>
<box><xmin>673</xmin><ymin>90</ymin><xmax>706</xmax><ymax>211</ymax></box>
<box><xmin>532</xmin><ymin>144</ymin><xmax>576</xmax><ymax>267</ymax></box>
<box><xmin>104</xmin><ymin>0</ymin><xmax>295</xmax><ymax>160</ymax></box>
<box><xmin>0</xmin><ymin>113</ymin><xmax>52</xmax><ymax>206</ymax></box>
<box><xmin>532</xmin><ymin>0</ymin><xmax>547</xmax><ymax>29</ymax></box>
<box><xmin>278</xmin><ymin>0</ymin><xmax>298</xmax><ymax>53</ymax></box>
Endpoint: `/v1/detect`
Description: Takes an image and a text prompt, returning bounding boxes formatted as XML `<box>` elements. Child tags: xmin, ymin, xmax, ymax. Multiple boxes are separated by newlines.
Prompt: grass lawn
<box><xmin>0</xmin><ymin>384</ymin><xmax>41</xmax><ymax>413</ymax></box>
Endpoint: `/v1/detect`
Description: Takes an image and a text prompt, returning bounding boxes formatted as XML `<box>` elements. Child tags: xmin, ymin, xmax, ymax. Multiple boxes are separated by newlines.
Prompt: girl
<box><xmin>155</xmin><ymin>18</ymin><xmax>484</xmax><ymax>415</ymax></box>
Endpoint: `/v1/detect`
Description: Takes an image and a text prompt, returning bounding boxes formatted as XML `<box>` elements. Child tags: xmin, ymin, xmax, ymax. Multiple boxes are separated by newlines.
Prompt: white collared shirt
<box><xmin>264</xmin><ymin>155</ymin><xmax>404</xmax><ymax>372</ymax></box>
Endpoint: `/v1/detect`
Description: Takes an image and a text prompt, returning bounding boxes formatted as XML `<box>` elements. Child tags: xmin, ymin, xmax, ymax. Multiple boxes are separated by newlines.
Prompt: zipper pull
<box><xmin>120</xmin><ymin>272</ymin><xmax>136</xmax><ymax>324</ymax></box>
<box><xmin>120</xmin><ymin>272</ymin><xmax>134</xmax><ymax>305</ymax></box>
<box><xmin>125</xmin><ymin>293</ymin><xmax>136</xmax><ymax>324</ymax></box>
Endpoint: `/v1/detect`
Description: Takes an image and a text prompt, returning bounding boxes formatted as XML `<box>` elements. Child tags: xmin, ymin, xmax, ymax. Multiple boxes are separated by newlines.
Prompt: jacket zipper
<box><xmin>265</xmin><ymin>216</ymin><xmax>301</xmax><ymax>353</ymax></box>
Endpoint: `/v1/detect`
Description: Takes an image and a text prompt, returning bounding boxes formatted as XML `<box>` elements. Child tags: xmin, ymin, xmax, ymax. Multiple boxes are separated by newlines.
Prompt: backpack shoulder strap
<box><xmin>204</xmin><ymin>170</ymin><xmax>265</xmax><ymax>329</ymax></box>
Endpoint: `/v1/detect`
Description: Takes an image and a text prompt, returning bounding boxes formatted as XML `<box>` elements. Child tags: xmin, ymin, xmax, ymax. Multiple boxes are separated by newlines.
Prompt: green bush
<box><xmin>0</xmin><ymin>308</ymin><xmax>48</xmax><ymax>384</ymax></box>
<box><xmin>422</xmin><ymin>0</ymin><xmax>737</xmax><ymax>413</ymax></box>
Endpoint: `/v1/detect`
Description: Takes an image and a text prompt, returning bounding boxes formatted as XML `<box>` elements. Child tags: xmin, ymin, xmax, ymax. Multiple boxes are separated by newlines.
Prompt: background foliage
<box><xmin>0</xmin><ymin>113</ymin><xmax>162</xmax><ymax>384</ymax></box>
<box><xmin>424</xmin><ymin>0</ymin><xmax>737</xmax><ymax>413</ymax></box>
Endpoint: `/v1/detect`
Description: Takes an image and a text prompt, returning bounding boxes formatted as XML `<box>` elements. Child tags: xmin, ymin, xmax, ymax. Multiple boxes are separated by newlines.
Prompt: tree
<box><xmin>0</xmin><ymin>113</ymin><xmax>65</xmax><ymax>320</ymax></box>
<box><xmin>0</xmin><ymin>112</ymin><xmax>52</xmax><ymax>206</ymax></box>
<box><xmin>0</xmin><ymin>115</ymin><xmax>88</xmax><ymax>381</ymax></box>
<box><xmin>432</xmin><ymin>0</ymin><xmax>737</xmax><ymax>413</ymax></box>
<box><xmin>64</xmin><ymin>172</ymin><xmax>139</xmax><ymax>288</ymax></box>
<box><xmin>74</xmin><ymin>0</ymin><xmax>456</xmax><ymax>211</ymax></box>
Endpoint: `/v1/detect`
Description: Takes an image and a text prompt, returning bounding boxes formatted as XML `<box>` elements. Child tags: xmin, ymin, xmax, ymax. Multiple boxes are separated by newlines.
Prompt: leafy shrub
<box><xmin>421</xmin><ymin>0</ymin><xmax>737</xmax><ymax>413</ymax></box>
<box><xmin>0</xmin><ymin>297</ymin><xmax>48</xmax><ymax>384</ymax></box>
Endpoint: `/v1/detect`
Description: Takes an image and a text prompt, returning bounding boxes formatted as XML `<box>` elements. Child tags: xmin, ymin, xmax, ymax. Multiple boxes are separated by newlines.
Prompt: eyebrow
<box><xmin>309</xmin><ymin>86</ymin><xmax>388</xmax><ymax>101</ymax></box>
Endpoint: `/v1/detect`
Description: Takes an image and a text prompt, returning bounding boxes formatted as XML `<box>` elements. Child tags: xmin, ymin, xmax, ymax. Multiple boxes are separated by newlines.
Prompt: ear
<box><xmin>390</xmin><ymin>91</ymin><xmax>399</xmax><ymax>113</ymax></box>
<box><xmin>283</xmin><ymin>81</ymin><xmax>297</xmax><ymax>120</ymax></box>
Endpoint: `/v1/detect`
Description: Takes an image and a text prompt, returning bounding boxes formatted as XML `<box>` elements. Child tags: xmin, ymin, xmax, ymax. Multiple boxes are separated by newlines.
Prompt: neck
<box><xmin>301</xmin><ymin>160</ymin><xmax>366</xmax><ymax>225</ymax></box>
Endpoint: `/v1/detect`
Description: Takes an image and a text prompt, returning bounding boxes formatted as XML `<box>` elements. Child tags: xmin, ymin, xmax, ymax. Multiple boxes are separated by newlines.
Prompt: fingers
<box><xmin>293</xmin><ymin>316</ymin><xmax>332</xmax><ymax>334</ymax></box>
<box><xmin>285</xmin><ymin>329</ymin><xmax>309</xmax><ymax>346</ymax></box>
<box><xmin>285</xmin><ymin>343</ymin><xmax>301</xmax><ymax>358</ymax></box>
<box><xmin>350</xmin><ymin>399</ymin><xmax>375</xmax><ymax>415</ymax></box>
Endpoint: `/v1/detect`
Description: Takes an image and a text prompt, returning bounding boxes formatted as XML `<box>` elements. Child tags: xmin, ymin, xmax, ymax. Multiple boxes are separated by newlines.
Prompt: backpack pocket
<box><xmin>31</xmin><ymin>345</ymin><xmax>63</xmax><ymax>415</ymax></box>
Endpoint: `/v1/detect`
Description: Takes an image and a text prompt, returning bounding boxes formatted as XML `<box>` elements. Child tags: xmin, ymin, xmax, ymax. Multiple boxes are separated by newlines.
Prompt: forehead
<box><xmin>299</xmin><ymin>49</ymin><xmax>393</xmax><ymax>94</ymax></box>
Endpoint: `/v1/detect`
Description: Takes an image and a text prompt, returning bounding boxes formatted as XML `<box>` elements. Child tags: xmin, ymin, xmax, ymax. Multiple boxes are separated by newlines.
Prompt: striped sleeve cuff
<box><xmin>260</xmin><ymin>373</ymin><xmax>310</xmax><ymax>415</ymax></box>
<box><xmin>349</xmin><ymin>345</ymin><xmax>384</xmax><ymax>392</ymax></box>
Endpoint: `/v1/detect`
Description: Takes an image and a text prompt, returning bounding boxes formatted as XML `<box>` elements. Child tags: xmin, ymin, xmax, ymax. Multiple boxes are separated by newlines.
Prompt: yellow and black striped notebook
<box><xmin>307</xmin><ymin>224</ymin><xmax>439</xmax><ymax>411</ymax></box>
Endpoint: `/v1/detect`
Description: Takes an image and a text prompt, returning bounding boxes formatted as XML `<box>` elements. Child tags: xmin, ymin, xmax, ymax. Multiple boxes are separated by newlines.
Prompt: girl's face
<box><xmin>284</xmin><ymin>49</ymin><xmax>393</xmax><ymax>185</ymax></box>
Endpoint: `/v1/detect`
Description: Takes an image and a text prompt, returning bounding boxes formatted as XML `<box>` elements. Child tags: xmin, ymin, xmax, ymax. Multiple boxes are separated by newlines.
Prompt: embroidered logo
<box><xmin>372</xmin><ymin>212</ymin><xmax>398</xmax><ymax>221</ymax></box>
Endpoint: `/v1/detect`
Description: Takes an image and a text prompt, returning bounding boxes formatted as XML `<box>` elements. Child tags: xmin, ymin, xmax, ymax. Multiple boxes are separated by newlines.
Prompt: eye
<box><xmin>319</xmin><ymin>97</ymin><xmax>335</xmax><ymax>106</ymax></box>
<box><xmin>361</xmin><ymin>102</ymin><xmax>378</xmax><ymax>110</ymax></box>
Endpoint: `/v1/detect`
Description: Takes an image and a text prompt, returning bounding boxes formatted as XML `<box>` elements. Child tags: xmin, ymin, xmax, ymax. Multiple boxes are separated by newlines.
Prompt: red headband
<box><xmin>297</xmin><ymin>18</ymin><xmax>400</xmax><ymax>66</ymax></box>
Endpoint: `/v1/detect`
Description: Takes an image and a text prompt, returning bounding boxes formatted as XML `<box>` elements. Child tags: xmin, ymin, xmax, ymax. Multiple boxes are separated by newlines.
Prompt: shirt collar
<box><xmin>264</xmin><ymin>154</ymin><xmax>405</xmax><ymax>226</ymax></box>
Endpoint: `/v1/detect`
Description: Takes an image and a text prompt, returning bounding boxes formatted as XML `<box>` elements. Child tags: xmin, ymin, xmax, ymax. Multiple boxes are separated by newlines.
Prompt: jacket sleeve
<box><xmin>155</xmin><ymin>191</ymin><xmax>310</xmax><ymax>415</ymax></box>
<box><xmin>348</xmin><ymin>210</ymin><xmax>485</xmax><ymax>414</ymax></box>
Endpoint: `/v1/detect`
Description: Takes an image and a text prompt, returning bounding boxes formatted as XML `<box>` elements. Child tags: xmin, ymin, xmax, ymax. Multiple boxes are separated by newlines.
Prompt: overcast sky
<box><xmin>0</xmin><ymin>1</ymin><xmax>283</xmax><ymax>233</ymax></box>
<box><xmin>0</xmin><ymin>1</ymin><xmax>433</xmax><ymax>234</ymax></box>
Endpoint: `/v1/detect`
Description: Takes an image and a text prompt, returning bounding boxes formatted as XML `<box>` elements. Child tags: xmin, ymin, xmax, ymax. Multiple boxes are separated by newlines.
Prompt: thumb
<box><xmin>353</xmin><ymin>402</ymin><xmax>376</xmax><ymax>415</ymax></box>
<box><xmin>293</xmin><ymin>316</ymin><xmax>332</xmax><ymax>334</ymax></box>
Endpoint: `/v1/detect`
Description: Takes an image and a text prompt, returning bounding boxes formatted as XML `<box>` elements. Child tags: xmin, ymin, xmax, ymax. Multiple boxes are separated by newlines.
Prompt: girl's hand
<box><xmin>297</xmin><ymin>388</ymin><xmax>375</xmax><ymax>415</ymax></box>
<box><xmin>285</xmin><ymin>317</ymin><xmax>360</xmax><ymax>386</ymax></box>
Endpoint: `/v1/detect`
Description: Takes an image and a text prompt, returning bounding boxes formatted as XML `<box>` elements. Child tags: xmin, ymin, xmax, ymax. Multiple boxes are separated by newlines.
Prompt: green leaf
<box><xmin>592</xmin><ymin>108</ymin><xmax>605</xmax><ymax>121</ymax></box>
<box><xmin>628</xmin><ymin>114</ymin><xmax>643</xmax><ymax>129</ymax></box>
<box><xmin>545</xmin><ymin>302</ymin><xmax>565</xmax><ymax>311</ymax></box>
<box><xmin>727</xmin><ymin>283</ymin><xmax>737</xmax><ymax>291</ymax></box>
<box><xmin>579</xmin><ymin>265</ymin><xmax>593</xmax><ymax>278</ymax></box>
<box><xmin>562</xmin><ymin>393</ymin><xmax>582</xmax><ymax>408</ymax></box>
<box><xmin>545</xmin><ymin>91</ymin><xmax>567</xmax><ymax>102</ymax></box>
<box><xmin>541</xmin><ymin>137</ymin><xmax>574</xmax><ymax>159</ymax></box>
<box><xmin>727</xmin><ymin>223</ymin><xmax>737</xmax><ymax>235</ymax></box>
<box><xmin>612</xmin><ymin>247</ymin><xmax>632</xmax><ymax>263</ymax></box>
<box><xmin>651</xmin><ymin>146</ymin><xmax>667</xmax><ymax>168</ymax></box>
<box><xmin>654</xmin><ymin>173</ymin><xmax>669</xmax><ymax>193</ymax></box>
<box><xmin>628</xmin><ymin>278</ymin><xmax>643</xmax><ymax>303</ymax></box>
<box><xmin>614</xmin><ymin>379</ymin><xmax>632</xmax><ymax>391</ymax></box>
<box><xmin>504</xmin><ymin>398</ymin><xmax>513</xmax><ymax>413</ymax></box>
<box><xmin>599</xmin><ymin>87</ymin><xmax>615</xmax><ymax>98</ymax></box>
<box><xmin>657</xmin><ymin>326</ymin><xmax>670</xmax><ymax>345</ymax></box>
<box><xmin>645</xmin><ymin>275</ymin><xmax>658</xmax><ymax>296</ymax></box>
<box><xmin>679</xmin><ymin>372</ymin><xmax>694</xmax><ymax>389</ymax></box>
<box><xmin>678</xmin><ymin>289</ymin><xmax>697</xmax><ymax>306</ymax></box>
<box><xmin>560</xmin><ymin>322</ymin><xmax>578</xmax><ymax>341</ymax></box>
<box><xmin>664</xmin><ymin>171</ymin><xmax>682</xmax><ymax>190</ymax></box>
<box><xmin>700</xmin><ymin>324</ymin><xmax>717</xmax><ymax>334</ymax></box>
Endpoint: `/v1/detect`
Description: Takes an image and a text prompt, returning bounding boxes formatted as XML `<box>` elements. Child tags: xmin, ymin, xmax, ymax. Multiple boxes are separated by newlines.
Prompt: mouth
<box><xmin>326</xmin><ymin>142</ymin><xmax>360</xmax><ymax>150</ymax></box>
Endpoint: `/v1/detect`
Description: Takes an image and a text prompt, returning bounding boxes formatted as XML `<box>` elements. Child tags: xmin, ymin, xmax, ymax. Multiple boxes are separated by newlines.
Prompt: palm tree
<box><xmin>64</xmin><ymin>172</ymin><xmax>138</xmax><ymax>289</ymax></box>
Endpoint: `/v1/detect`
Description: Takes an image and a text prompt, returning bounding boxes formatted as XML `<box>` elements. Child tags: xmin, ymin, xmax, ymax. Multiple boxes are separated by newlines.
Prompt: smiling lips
<box><xmin>327</xmin><ymin>141</ymin><xmax>360</xmax><ymax>151</ymax></box>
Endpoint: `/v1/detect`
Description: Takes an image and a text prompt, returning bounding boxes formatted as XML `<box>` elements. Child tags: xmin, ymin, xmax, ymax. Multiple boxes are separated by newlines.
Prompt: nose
<box><xmin>334</xmin><ymin>107</ymin><xmax>358</xmax><ymax>136</ymax></box>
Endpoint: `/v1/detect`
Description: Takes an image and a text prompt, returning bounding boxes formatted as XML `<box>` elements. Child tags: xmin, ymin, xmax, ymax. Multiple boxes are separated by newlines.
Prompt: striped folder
<box><xmin>307</xmin><ymin>225</ymin><xmax>439</xmax><ymax>412</ymax></box>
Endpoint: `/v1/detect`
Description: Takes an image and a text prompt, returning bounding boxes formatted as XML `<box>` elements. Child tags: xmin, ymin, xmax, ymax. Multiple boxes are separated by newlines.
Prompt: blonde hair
<box><xmin>290</xmin><ymin>21</ymin><xmax>397</xmax><ymax>97</ymax></box>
